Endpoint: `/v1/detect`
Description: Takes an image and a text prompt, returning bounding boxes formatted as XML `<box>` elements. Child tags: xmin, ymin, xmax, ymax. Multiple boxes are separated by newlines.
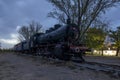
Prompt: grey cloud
<box><xmin>0</xmin><ymin>0</ymin><xmax>57</xmax><ymax>48</ymax></box>
<box><xmin>0</xmin><ymin>0</ymin><xmax>120</xmax><ymax>48</ymax></box>
<box><xmin>0</xmin><ymin>0</ymin><xmax>55</xmax><ymax>38</ymax></box>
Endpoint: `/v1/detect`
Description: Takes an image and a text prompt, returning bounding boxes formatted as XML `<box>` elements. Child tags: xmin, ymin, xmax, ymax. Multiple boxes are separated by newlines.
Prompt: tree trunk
<box><xmin>91</xmin><ymin>48</ymin><xmax>94</xmax><ymax>55</ymax></box>
<box><xmin>101</xmin><ymin>48</ymin><xmax>103</xmax><ymax>56</ymax></box>
<box><xmin>116</xmin><ymin>47</ymin><xmax>119</xmax><ymax>56</ymax></box>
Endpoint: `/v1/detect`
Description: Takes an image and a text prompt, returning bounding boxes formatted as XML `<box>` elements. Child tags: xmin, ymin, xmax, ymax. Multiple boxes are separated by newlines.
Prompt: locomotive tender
<box><xmin>14</xmin><ymin>23</ymin><xmax>88</xmax><ymax>61</ymax></box>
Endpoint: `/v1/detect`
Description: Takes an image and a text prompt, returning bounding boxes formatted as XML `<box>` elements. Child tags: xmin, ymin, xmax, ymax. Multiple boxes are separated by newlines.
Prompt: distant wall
<box><xmin>93</xmin><ymin>50</ymin><xmax>117</xmax><ymax>56</ymax></box>
<box><xmin>103</xmin><ymin>50</ymin><xmax>116</xmax><ymax>56</ymax></box>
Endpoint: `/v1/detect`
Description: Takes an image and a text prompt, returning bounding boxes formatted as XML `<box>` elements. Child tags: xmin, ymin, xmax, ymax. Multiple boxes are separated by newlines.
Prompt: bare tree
<box><xmin>47</xmin><ymin>0</ymin><xmax>120</xmax><ymax>42</ymax></box>
<box><xmin>18</xmin><ymin>21</ymin><xmax>42</xmax><ymax>41</ymax></box>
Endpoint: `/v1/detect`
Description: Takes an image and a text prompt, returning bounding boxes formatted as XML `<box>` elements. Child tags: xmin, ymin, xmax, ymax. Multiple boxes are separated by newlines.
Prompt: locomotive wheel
<box><xmin>36</xmin><ymin>48</ymin><xmax>41</xmax><ymax>56</ymax></box>
<box><xmin>73</xmin><ymin>52</ymin><xmax>85</xmax><ymax>62</ymax></box>
<box><xmin>54</xmin><ymin>44</ymin><xmax>63</xmax><ymax>59</ymax></box>
<box><xmin>54</xmin><ymin>44</ymin><xmax>70</xmax><ymax>61</ymax></box>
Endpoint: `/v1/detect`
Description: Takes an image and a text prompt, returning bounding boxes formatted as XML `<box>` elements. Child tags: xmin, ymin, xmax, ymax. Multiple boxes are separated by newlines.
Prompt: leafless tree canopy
<box><xmin>47</xmin><ymin>0</ymin><xmax>120</xmax><ymax>42</ymax></box>
<box><xmin>18</xmin><ymin>21</ymin><xmax>42</xmax><ymax>41</ymax></box>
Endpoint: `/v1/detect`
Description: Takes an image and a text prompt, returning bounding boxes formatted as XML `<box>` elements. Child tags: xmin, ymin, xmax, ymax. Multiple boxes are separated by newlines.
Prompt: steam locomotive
<box><xmin>14</xmin><ymin>22</ymin><xmax>88</xmax><ymax>61</ymax></box>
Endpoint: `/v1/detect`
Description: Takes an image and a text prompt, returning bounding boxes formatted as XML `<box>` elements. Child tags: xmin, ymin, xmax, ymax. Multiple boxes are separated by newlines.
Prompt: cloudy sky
<box><xmin>0</xmin><ymin>0</ymin><xmax>120</xmax><ymax>48</ymax></box>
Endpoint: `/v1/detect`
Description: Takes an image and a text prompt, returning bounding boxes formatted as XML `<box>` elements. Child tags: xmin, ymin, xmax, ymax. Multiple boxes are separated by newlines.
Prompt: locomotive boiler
<box><xmin>14</xmin><ymin>23</ymin><xmax>88</xmax><ymax>61</ymax></box>
<box><xmin>32</xmin><ymin>24</ymin><xmax>79</xmax><ymax>45</ymax></box>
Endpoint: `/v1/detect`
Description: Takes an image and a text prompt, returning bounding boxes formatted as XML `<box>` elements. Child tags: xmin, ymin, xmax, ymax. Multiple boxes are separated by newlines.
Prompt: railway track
<box><xmin>43</xmin><ymin>57</ymin><xmax>120</xmax><ymax>78</ymax></box>
<box><xmin>72</xmin><ymin>61</ymin><xmax>120</xmax><ymax>78</ymax></box>
<box><xmin>16</xmin><ymin>53</ymin><xmax>120</xmax><ymax>78</ymax></box>
<box><xmin>39</xmin><ymin>56</ymin><xmax>120</xmax><ymax>78</ymax></box>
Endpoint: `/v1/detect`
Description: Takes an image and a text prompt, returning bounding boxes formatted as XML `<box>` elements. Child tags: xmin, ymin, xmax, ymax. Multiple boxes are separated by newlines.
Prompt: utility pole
<box><xmin>0</xmin><ymin>42</ymin><xmax>1</xmax><ymax>51</ymax></box>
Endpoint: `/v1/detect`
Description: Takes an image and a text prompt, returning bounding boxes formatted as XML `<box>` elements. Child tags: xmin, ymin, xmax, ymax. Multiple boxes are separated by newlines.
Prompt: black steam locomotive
<box><xmin>14</xmin><ymin>23</ymin><xmax>88</xmax><ymax>61</ymax></box>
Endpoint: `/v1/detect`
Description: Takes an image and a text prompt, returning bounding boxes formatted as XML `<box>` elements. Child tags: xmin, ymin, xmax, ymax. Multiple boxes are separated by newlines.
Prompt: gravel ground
<box><xmin>0</xmin><ymin>53</ymin><xmax>119</xmax><ymax>80</ymax></box>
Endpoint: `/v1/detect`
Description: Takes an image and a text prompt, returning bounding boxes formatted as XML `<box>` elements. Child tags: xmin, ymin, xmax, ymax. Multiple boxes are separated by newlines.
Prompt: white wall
<box><xmin>93</xmin><ymin>50</ymin><xmax>117</xmax><ymax>56</ymax></box>
<box><xmin>103</xmin><ymin>50</ymin><xmax>116</xmax><ymax>56</ymax></box>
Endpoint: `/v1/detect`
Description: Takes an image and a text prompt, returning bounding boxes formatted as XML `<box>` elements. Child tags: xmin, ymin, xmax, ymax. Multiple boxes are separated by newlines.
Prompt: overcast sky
<box><xmin>0</xmin><ymin>0</ymin><xmax>120</xmax><ymax>48</ymax></box>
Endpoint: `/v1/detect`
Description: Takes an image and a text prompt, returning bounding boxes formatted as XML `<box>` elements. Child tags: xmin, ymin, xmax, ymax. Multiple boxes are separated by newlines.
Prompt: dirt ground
<box><xmin>85</xmin><ymin>55</ymin><xmax>120</xmax><ymax>66</ymax></box>
<box><xmin>0</xmin><ymin>53</ymin><xmax>119</xmax><ymax>80</ymax></box>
